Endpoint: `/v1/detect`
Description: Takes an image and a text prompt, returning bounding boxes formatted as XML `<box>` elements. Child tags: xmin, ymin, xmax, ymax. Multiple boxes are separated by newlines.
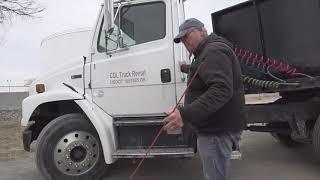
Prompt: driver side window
<box><xmin>97</xmin><ymin>1</ymin><xmax>166</xmax><ymax>53</ymax></box>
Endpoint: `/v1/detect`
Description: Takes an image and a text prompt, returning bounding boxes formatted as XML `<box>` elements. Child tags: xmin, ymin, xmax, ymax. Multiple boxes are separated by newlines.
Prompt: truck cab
<box><xmin>21</xmin><ymin>0</ymin><xmax>195</xmax><ymax>179</ymax></box>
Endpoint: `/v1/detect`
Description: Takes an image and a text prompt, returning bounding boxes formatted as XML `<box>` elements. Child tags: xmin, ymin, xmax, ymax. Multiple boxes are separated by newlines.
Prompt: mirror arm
<box><xmin>104</xmin><ymin>0</ymin><xmax>114</xmax><ymax>31</ymax></box>
<box><xmin>104</xmin><ymin>30</ymin><xmax>108</xmax><ymax>53</ymax></box>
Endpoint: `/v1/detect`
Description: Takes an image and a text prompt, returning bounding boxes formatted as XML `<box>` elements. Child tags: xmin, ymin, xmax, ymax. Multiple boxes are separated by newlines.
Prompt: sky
<box><xmin>0</xmin><ymin>0</ymin><xmax>246</xmax><ymax>86</ymax></box>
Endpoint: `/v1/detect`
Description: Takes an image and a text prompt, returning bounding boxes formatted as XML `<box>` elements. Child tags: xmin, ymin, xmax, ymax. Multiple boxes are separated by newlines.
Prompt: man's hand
<box><xmin>163</xmin><ymin>109</ymin><xmax>184</xmax><ymax>131</ymax></box>
<box><xmin>178</xmin><ymin>60</ymin><xmax>187</xmax><ymax>67</ymax></box>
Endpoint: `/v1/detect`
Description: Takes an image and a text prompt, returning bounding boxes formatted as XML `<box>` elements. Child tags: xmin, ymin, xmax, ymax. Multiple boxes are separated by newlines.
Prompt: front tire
<box><xmin>36</xmin><ymin>113</ymin><xmax>107</xmax><ymax>180</ymax></box>
<box><xmin>271</xmin><ymin>133</ymin><xmax>304</xmax><ymax>148</ymax></box>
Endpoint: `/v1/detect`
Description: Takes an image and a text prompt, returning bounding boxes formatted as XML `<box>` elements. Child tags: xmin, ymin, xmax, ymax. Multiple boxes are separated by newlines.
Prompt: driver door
<box><xmin>90</xmin><ymin>0</ymin><xmax>177</xmax><ymax>117</ymax></box>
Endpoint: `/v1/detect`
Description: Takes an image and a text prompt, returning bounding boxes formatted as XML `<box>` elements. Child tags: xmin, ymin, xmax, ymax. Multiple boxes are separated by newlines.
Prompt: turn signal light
<box><xmin>36</xmin><ymin>84</ymin><xmax>45</xmax><ymax>93</ymax></box>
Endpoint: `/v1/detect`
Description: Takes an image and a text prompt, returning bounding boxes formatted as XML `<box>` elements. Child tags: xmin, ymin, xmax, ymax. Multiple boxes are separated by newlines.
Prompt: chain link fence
<box><xmin>0</xmin><ymin>92</ymin><xmax>28</xmax><ymax>122</ymax></box>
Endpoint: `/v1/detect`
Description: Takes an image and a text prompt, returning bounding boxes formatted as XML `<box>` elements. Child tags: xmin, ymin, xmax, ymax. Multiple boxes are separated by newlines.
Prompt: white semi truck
<box><xmin>21</xmin><ymin>0</ymin><xmax>320</xmax><ymax>179</ymax></box>
<box><xmin>22</xmin><ymin>0</ymin><xmax>194</xmax><ymax>179</ymax></box>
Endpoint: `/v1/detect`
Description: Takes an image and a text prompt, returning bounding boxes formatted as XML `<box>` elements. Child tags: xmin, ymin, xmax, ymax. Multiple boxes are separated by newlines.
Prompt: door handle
<box><xmin>161</xmin><ymin>69</ymin><xmax>171</xmax><ymax>83</ymax></box>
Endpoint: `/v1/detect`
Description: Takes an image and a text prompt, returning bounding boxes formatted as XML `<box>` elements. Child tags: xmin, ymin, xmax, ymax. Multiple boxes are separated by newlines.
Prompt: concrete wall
<box><xmin>0</xmin><ymin>92</ymin><xmax>28</xmax><ymax>121</ymax></box>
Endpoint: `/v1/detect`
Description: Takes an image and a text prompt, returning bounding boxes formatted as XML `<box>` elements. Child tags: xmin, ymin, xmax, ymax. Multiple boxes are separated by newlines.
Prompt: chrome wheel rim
<box><xmin>54</xmin><ymin>131</ymin><xmax>100</xmax><ymax>176</ymax></box>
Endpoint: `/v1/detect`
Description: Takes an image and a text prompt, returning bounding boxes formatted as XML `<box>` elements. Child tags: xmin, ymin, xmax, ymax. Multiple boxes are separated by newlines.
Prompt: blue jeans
<box><xmin>197</xmin><ymin>132</ymin><xmax>241</xmax><ymax>180</ymax></box>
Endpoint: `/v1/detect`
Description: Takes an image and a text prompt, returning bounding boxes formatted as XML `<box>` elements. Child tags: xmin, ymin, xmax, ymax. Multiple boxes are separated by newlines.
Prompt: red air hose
<box><xmin>234</xmin><ymin>48</ymin><xmax>298</xmax><ymax>76</ymax></box>
<box><xmin>129</xmin><ymin>62</ymin><xmax>204</xmax><ymax>180</ymax></box>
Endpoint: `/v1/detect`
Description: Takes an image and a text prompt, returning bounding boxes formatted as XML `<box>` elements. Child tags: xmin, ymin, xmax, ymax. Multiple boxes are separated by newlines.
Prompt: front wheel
<box><xmin>270</xmin><ymin>133</ymin><xmax>304</xmax><ymax>148</ymax></box>
<box><xmin>36</xmin><ymin>114</ymin><xmax>108</xmax><ymax>180</ymax></box>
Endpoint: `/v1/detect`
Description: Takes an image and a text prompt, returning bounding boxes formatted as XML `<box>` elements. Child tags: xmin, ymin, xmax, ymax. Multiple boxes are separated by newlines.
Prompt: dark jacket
<box><xmin>179</xmin><ymin>33</ymin><xmax>246</xmax><ymax>135</ymax></box>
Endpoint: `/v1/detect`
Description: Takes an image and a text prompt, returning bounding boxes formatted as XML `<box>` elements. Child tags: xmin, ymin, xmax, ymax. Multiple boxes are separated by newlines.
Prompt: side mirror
<box><xmin>104</xmin><ymin>0</ymin><xmax>114</xmax><ymax>34</ymax></box>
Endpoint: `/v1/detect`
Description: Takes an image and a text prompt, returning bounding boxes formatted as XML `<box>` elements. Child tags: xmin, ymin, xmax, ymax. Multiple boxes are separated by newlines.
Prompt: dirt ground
<box><xmin>1</xmin><ymin>132</ymin><xmax>320</xmax><ymax>180</ymax></box>
<box><xmin>0</xmin><ymin>120</ymin><xmax>26</xmax><ymax>160</ymax></box>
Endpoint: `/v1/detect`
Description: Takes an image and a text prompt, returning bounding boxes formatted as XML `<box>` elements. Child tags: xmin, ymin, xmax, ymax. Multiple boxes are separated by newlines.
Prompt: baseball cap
<box><xmin>174</xmin><ymin>18</ymin><xmax>204</xmax><ymax>43</ymax></box>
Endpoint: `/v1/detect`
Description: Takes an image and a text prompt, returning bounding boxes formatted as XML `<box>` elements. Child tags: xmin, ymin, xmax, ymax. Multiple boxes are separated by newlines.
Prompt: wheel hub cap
<box><xmin>54</xmin><ymin>131</ymin><xmax>100</xmax><ymax>176</ymax></box>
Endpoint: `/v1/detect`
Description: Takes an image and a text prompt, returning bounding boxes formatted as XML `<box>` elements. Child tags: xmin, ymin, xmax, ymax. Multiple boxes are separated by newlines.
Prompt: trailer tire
<box><xmin>271</xmin><ymin>133</ymin><xmax>304</xmax><ymax>148</ymax></box>
<box><xmin>36</xmin><ymin>113</ymin><xmax>108</xmax><ymax>180</ymax></box>
<box><xmin>313</xmin><ymin>117</ymin><xmax>320</xmax><ymax>160</ymax></box>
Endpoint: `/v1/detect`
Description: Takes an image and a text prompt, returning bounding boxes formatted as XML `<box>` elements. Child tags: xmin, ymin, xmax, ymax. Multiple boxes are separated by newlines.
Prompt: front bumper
<box><xmin>22</xmin><ymin>123</ymin><xmax>36</xmax><ymax>152</ymax></box>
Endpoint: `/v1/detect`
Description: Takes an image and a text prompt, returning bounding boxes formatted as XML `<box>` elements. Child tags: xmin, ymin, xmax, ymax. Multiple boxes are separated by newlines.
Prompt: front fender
<box><xmin>75</xmin><ymin>99</ymin><xmax>116</xmax><ymax>164</ymax></box>
<box><xmin>22</xmin><ymin>91</ymin><xmax>116</xmax><ymax>164</ymax></box>
<box><xmin>21</xmin><ymin>90</ymin><xmax>83</xmax><ymax>126</ymax></box>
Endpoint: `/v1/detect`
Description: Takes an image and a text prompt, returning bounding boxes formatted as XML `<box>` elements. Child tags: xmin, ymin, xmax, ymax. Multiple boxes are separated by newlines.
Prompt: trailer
<box><xmin>212</xmin><ymin>0</ymin><xmax>320</xmax><ymax>157</ymax></box>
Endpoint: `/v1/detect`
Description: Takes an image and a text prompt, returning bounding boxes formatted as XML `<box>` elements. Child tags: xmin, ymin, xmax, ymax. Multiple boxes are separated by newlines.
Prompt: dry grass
<box><xmin>0</xmin><ymin>120</ymin><xmax>26</xmax><ymax>160</ymax></box>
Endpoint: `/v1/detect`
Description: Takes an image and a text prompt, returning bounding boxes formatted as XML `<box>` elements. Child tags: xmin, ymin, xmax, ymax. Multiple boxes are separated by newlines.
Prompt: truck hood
<box><xmin>29</xmin><ymin>56</ymin><xmax>86</xmax><ymax>96</ymax></box>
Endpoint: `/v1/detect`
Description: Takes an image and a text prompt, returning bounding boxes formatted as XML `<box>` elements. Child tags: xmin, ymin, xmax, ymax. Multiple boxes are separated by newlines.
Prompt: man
<box><xmin>164</xmin><ymin>18</ymin><xmax>246</xmax><ymax>180</ymax></box>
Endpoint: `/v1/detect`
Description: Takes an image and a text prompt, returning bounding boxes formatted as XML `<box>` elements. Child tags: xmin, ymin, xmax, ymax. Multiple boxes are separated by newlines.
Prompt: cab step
<box><xmin>112</xmin><ymin>147</ymin><xmax>194</xmax><ymax>158</ymax></box>
<box><xmin>113</xmin><ymin>119</ymin><xmax>164</xmax><ymax>126</ymax></box>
